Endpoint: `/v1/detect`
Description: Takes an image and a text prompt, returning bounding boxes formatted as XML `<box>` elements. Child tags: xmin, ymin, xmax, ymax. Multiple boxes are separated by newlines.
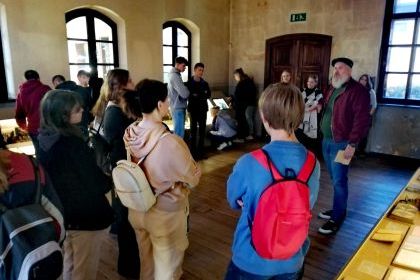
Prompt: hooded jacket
<box><xmin>37</xmin><ymin>129</ymin><xmax>114</xmax><ymax>230</ymax></box>
<box><xmin>167</xmin><ymin>67</ymin><xmax>190</xmax><ymax>110</ymax></box>
<box><xmin>15</xmin><ymin>80</ymin><xmax>51</xmax><ymax>135</ymax></box>
<box><xmin>124</xmin><ymin>119</ymin><xmax>200</xmax><ymax>212</ymax></box>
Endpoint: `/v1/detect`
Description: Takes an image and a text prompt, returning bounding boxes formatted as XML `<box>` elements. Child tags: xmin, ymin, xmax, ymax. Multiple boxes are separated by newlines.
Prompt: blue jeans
<box><xmin>225</xmin><ymin>261</ymin><xmax>304</xmax><ymax>280</ymax></box>
<box><xmin>29</xmin><ymin>132</ymin><xmax>40</xmax><ymax>157</ymax></box>
<box><xmin>172</xmin><ymin>109</ymin><xmax>186</xmax><ymax>138</ymax></box>
<box><xmin>322</xmin><ymin>139</ymin><xmax>349</xmax><ymax>223</ymax></box>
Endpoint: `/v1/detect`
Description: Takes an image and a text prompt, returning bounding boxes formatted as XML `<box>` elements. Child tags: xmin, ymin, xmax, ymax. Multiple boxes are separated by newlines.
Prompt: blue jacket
<box><xmin>167</xmin><ymin>67</ymin><xmax>190</xmax><ymax>110</ymax></box>
<box><xmin>227</xmin><ymin>141</ymin><xmax>320</xmax><ymax>276</ymax></box>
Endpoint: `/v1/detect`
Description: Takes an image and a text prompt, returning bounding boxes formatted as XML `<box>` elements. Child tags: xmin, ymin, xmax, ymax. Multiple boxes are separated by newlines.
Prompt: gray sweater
<box><xmin>167</xmin><ymin>67</ymin><xmax>190</xmax><ymax>109</ymax></box>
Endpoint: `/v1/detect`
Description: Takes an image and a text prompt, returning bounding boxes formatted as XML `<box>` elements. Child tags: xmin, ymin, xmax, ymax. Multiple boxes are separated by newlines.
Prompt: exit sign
<box><xmin>290</xmin><ymin>13</ymin><xmax>307</xmax><ymax>22</ymax></box>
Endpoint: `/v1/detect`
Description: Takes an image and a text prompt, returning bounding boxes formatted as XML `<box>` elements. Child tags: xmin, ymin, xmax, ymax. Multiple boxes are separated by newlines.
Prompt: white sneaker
<box><xmin>245</xmin><ymin>135</ymin><xmax>254</xmax><ymax>140</ymax></box>
<box><xmin>217</xmin><ymin>142</ymin><xmax>228</xmax><ymax>151</ymax></box>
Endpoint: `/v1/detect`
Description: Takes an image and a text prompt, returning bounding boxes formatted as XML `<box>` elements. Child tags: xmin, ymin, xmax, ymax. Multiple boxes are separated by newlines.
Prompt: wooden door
<box><xmin>264</xmin><ymin>33</ymin><xmax>332</xmax><ymax>93</ymax></box>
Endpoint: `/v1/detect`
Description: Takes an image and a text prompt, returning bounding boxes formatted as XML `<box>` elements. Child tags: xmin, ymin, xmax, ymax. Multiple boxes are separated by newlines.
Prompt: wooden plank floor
<box><xmin>96</xmin><ymin>142</ymin><xmax>416</xmax><ymax>280</ymax></box>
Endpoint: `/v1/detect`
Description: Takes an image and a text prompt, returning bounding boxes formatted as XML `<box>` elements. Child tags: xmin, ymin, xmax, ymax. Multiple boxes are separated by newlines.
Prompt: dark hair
<box><xmin>359</xmin><ymin>74</ymin><xmax>373</xmax><ymax>90</ymax></box>
<box><xmin>121</xmin><ymin>90</ymin><xmax>142</xmax><ymax>119</ymax></box>
<box><xmin>107</xmin><ymin>69</ymin><xmax>130</xmax><ymax>104</ymax></box>
<box><xmin>24</xmin><ymin>70</ymin><xmax>39</xmax><ymax>81</ymax></box>
<box><xmin>52</xmin><ymin>75</ymin><xmax>65</xmax><ymax>84</ymax></box>
<box><xmin>175</xmin><ymin>56</ymin><xmax>188</xmax><ymax>65</ymax></box>
<box><xmin>135</xmin><ymin>79</ymin><xmax>168</xmax><ymax>114</ymax></box>
<box><xmin>234</xmin><ymin>68</ymin><xmax>248</xmax><ymax>81</ymax></box>
<box><xmin>40</xmin><ymin>90</ymin><xmax>83</xmax><ymax>138</ymax></box>
<box><xmin>77</xmin><ymin>69</ymin><xmax>91</xmax><ymax>77</ymax></box>
<box><xmin>194</xmin><ymin>62</ymin><xmax>205</xmax><ymax>69</ymax></box>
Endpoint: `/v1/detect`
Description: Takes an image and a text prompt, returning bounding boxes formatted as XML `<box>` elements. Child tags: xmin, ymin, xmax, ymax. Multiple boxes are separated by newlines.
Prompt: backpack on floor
<box><xmin>249</xmin><ymin>149</ymin><xmax>316</xmax><ymax>260</ymax></box>
<box><xmin>112</xmin><ymin>132</ymin><xmax>172</xmax><ymax>212</ymax></box>
<box><xmin>0</xmin><ymin>155</ymin><xmax>64</xmax><ymax>280</ymax></box>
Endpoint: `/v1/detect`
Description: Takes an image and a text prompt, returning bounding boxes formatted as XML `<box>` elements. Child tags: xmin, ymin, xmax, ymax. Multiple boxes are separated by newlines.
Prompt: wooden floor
<box><xmin>97</xmin><ymin>142</ymin><xmax>416</xmax><ymax>280</ymax></box>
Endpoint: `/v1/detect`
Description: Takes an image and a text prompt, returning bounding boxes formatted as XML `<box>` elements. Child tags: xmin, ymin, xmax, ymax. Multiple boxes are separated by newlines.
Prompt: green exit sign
<box><xmin>290</xmin><ymin>13</ymin><xmax>307</xmax><ymax>22</ymax></box>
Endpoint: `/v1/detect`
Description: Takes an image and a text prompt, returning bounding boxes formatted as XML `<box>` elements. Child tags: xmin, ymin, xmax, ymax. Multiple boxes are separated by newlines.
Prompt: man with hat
<box><xmin>317</xmin><ymin>57</ymin><xmax>371</xmax><ymax>235</ymax></box>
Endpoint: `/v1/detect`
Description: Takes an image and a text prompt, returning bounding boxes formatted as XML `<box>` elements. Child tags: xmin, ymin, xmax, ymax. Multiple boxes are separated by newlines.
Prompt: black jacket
<box><xmin>37</xmin><ymin>132</ymin><xmax>114</xmax><ymax>231</ymax></box>
<box><xmin>233</xmin><ymin>77</ymin><xmax>257</xmax><ymax>110</ymax></box>
<box><xmin>186</xmin><ymin>77</ymin><xmax>211</xmax><ymax>113</ymax></box>
<box><xmin>103</xmin><ymin>105</ymin><xmax>133</xmax><ymax>167</ymax></box>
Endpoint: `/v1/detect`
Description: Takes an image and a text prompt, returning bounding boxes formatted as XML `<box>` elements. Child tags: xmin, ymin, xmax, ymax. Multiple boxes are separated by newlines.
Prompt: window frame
<box><xmin>378</xmin><ymin>0</ymin><xmax>420</xmax><ymax>106</ymax></box>
<box><xmin>0</xmin><ymin>29</ymin><xmax>8</xmax><ymax>102</ymax></box>
<box><xmin>65</xmin><ymin>8</ymin><xmax>119</xmax><ymax>78</ymax></box>
<box><xmin>162</xmin><ymin>21</ymin><xmax>192</xmax><ymax>81</ymax></box>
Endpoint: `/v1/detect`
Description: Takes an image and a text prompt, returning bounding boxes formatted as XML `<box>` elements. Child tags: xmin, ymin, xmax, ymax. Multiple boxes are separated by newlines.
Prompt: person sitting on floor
<box><xmin>208</xmin><ymin>106</ymin><xmax>237</xmax><ymax>150</ymax></box>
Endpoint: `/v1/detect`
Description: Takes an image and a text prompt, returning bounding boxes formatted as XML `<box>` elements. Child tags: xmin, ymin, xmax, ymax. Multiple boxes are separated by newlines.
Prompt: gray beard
<box><xmin>332</xmin><ymin>75</ymin><xmax>350</xmax><ymax>88</ymax></box>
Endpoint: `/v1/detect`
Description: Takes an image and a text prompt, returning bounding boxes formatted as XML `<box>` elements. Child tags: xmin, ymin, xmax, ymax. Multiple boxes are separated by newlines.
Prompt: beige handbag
<box><xmin>112</xmin><ymin>133</ymin><xmax>170</xmax><ymax>212</ymax></box>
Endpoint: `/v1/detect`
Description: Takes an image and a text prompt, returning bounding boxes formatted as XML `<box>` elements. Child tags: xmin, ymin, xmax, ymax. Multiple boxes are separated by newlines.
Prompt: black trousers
<box><xmin>112</xmin><ymin>195</ymin><xmax>140</xmax><ymax>278</ymax></box>
<box><xmin>189</xmin><ymin>111</ymin><xmax>207</xmax><ymax>157</ymax></box>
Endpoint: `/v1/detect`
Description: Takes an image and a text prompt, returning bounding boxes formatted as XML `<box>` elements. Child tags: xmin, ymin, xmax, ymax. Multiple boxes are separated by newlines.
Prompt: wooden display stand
<box><xmin>336</xmin><ymin>168</ymin><xmax>420</xmax><ymax>280</ymax></box>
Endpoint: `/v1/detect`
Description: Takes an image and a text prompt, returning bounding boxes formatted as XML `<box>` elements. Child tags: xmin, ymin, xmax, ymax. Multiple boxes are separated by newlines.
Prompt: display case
<box><xmin>336</xmin><ymin>168</ymin><xmax>420</xmax><ymax>280</ymax></box>
<box><xmin>0</xmin><ymin>119</ymin><xmax>35</xmax><ymax>155</ymax></box>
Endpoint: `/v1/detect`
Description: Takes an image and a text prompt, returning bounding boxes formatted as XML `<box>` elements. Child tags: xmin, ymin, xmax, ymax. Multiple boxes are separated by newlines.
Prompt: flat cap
<box><xmin>331</xmin><ymin>57</ymin><xmax>353</xmax><ymax>68</ymax></box>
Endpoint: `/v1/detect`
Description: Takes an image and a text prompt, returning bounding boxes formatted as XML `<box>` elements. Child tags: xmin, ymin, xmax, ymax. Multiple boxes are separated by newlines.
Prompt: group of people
<box><xmin>3</xmin><ymin>55</ymin><xmax>374</xmax><ymax>280</ymax></box>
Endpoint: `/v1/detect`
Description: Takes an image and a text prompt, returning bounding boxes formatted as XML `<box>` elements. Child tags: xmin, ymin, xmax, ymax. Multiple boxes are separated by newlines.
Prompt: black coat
<box><xmin>37</xmin><ymin>134</ymin><xmax>114</xmax><ymax>231</ymax></box>
<box><xmin>233</xmin><ymin>77</ymin><xmax>257</xmax><ymax>110</ymax></box>
<box><xmin>186</xmin><ymin>77</ymin><xmax>211</xmax><ymax>114</ymax></box>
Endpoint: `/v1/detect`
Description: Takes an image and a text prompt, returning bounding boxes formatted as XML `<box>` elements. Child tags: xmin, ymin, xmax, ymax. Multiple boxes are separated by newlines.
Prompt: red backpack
<box><xmin>249</xmin><ymin>149</ymin><xmax>316</xmax><ymax>259</ymax></box>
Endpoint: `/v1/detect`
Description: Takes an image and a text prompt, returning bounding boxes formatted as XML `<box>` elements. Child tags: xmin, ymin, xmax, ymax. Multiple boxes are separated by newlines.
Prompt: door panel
<box><xmin>264</xmin><ymin>33</ymin><xmax>332</xmax><ymax>92</ymax></box>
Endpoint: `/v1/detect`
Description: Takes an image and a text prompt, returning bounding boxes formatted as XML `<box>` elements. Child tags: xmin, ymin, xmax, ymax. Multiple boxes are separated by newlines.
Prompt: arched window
<box><xmin>0</xmin><ymin>30</ymin><xmax>7</xmax><ymax>102</ymax></box>
<box><xmin>162</xmin><ymin>21</ymin><xmax>191</xmax><ymax>83</ymax></box>
<box><xmin>379</xmin><ymin>0</ymin><xmax>420</xmax><ymax>106</ymax></box>
<box><xmin>65</xmin><ymin>8</ymin><xmax>119</xmax><ymax>81</ymax></box>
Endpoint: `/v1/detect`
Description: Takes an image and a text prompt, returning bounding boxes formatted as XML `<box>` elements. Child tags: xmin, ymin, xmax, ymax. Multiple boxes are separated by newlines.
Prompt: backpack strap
<box><xmin>27</xmin><ymin>156</ymin><xmax>42</xmax><ymax>204</ymax></box>
<box><xmin>297</xmin><ymin>151</ymin><xmax>316</xmax><ymax>183</ymax></box>
<box><xmin>251</xmin><ymin>149</ymin><xmax>283</xmax><ymax>181</ymax></box>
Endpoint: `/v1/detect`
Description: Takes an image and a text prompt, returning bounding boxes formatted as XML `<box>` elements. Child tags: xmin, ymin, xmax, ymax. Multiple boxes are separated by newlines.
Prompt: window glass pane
<box><xmin>177</xmin><ymin>28</ymin><xmax>188</xmax><ymax>46</ymax></box>
<box><xmin>163</xmin><ymin>65</ymin><xmax>173</xmax><ymax>84</ymax></box>
<box><xmin>97</xmin><ymin>65</ymin><xmax>114</xmax><ymax>79</ymax></box>
<box><xmin>394</xmin><ymin>0</ymin><xmax>418</xmax><ymax>13</ymax></box>
<box><xmin>96</xmin><ymin>42</ymin><xmax>114</xmax><ymax>63</ymax></box>
<box><xmin>94</xmin><ymin>18</ymin><xmax>113</xmax><ymax>41</ymax></box>
<box><xmin>413</xmin><ymin>47</ymin><xmax>420</xmax><ymax>71</ymax></box>
<box><xmin>66</xmin><ymin>17</ymin><xmax>87</xmax><ymax>39</ymax></box>
<box><xmin>69</xmin><ymin>65</ymin><xmax>91</xmax><ymax>82</ymax></box>
<box><xmin>384</xmin><ymin>74</ymin><xmax>407</xmax><ymax>99</ymax></box>
<box><xmin>163</xmin><ymin>27</ymin><xmax>172</xmax><ymax>45</ymax></box>
<box><xmin>67</xmin><ymin>41</ymin><xmax>89</xmax><ymax>63</ymax></box>
<box><xmin>409</xmin><ymin>74</ymin><xmax>420</xmax><ymax>99</ymax></box>
<box><xmin>390</xmin><ymin>19</ymin><xmax>415</xmax><ymax>44</ymax></box>
<box><xmin>181</xmin><ymin>66</ymin><xmax>189</xmax><ymax>82</ymax></box>
<box><xmin>177</xmin><ymin>47</ymin><xmax>188</xmax><ymax>60</ymax></box>
<box><xmin>386</xmin><ymin>47</ymin><xmax>411</xmax><ymax>72</ymax></box>
<box><xmin>163</xmin><ymin>46</ymin><xmax>172</xmax><ymax>65</ymax></box>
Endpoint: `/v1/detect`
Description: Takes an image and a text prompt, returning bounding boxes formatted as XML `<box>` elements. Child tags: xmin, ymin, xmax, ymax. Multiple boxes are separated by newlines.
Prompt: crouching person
<box><xmin>208</xmin><ymin>106</ymin><xmax>237</xmax><ymax>151</ymax></box>
<box><xmin>124</xmin><ymin>79</ymin><xmax>201</xmax><ymax>280</ymax></box>
<box><xmin>225</xmin><ymin>83</ymin><xmax>320</xmax><ymax>279</ymax></box>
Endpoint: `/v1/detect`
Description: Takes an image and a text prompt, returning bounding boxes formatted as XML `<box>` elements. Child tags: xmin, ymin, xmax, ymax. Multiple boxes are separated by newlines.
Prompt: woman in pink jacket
<box><xmin>123</xmin><ymin>79</ymin><xmax>201</xmax><ymax>280</ymax></box>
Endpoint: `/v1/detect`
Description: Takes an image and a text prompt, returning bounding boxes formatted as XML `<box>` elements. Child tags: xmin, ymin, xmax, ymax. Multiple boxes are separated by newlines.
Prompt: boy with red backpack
<box><xmin>225</xmin><ymin>83</ymin><xmax>320</xmax><ymax>280</ymax></box>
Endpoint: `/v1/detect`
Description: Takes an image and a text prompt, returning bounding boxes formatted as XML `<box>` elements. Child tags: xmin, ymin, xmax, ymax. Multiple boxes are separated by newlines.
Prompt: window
<box><xmin>0</xmin><ymin>29</ymin><xmax>7</xmax><ymax>102</ymax></box>
<box><xmin>162</xmin><ymin>21</ymin><xmax>191</xmax><ymax>83</ymax></box>
<box><xmin>65</xmin><ymin>8</ymin><xmax>119</xmax><ymax>81</ymax></box>
<box><xmin>379</xmin><ymin>0</ymin><xmax>420</xmax><ymax>105</ymax></box>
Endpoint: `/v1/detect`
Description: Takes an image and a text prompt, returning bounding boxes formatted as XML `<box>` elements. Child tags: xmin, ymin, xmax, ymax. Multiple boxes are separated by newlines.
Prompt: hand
<box><xmin>344</xmin><ymin>144</ymin><xmax>356</xmax><ymax>160</ymax></box>
<box><xmin>209</xmin><ymin>130</ymin><xmax>217</xmax><ymax>135</ymax></box>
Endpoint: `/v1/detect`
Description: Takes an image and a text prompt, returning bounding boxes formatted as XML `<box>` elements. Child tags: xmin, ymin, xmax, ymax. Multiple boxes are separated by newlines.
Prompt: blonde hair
<box><xmin>91</xmin><ymin>79</ymin><xmax>109</xmax><ymax>118</ymax></box>
<box><xmin>259</xmin><ymin>83</ymin><xmax>304</xmax><ymax>134</ymax></box>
